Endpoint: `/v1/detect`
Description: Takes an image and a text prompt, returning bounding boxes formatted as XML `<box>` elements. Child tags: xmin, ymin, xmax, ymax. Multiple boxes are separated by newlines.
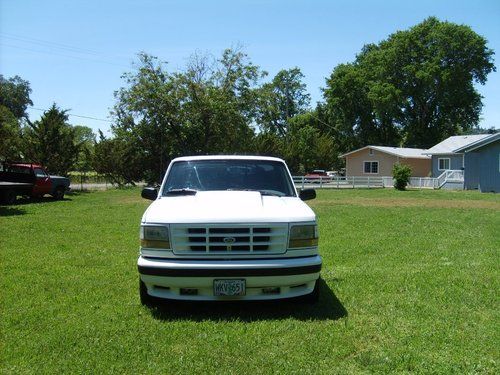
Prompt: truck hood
<box><xmin>50</xmin><ymin>175</ymin><xmax>70</xmax><ymax>186</ymax></box>
<box><xmin>142</xmin><ymin>191</ymin><xmax>316</xmax><ymax>224</ymax></box>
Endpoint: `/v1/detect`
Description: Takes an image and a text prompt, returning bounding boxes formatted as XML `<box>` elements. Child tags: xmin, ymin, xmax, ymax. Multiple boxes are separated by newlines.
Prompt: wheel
<box><xmin>53</xmin><ymin>187</ymin><xmax>65</xmax><ymax>200</ymax></box>
<box><xmin>302</xmin><ymin>278</ymin><xmax>320</xmax><ymax>304</ymax></box>
<box><xmin>139</xmin><ymin>279</ymin><xmax>154</xmax><ymax>306</ymax></box>
<box><xmin>1</xmin><ymin>189</ymin><xmax>17</xmax><ymax>205</ymax></box>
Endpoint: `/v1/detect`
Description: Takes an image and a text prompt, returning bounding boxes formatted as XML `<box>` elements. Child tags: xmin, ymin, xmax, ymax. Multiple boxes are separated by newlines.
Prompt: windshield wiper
<box><xmin>258</xmin><ymin>190</ymin><xmax>284</xmax><ymax>197</ymax></box>
<box><xmin>164</xmin><ymin>188</ymin><xmax>198</xmax><ymax>196</ymax></box>
<box><xmin>242</xmin><ymin>189</ymin><xmax>284</xmax><ymax>197</ymax></box>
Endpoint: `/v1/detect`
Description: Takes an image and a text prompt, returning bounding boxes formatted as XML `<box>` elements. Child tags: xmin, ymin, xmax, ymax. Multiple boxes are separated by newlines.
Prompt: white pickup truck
<box><xmin>138</xmin><ymin>156</ymin><xmax>321</xmax><ymax>304</ymax></box>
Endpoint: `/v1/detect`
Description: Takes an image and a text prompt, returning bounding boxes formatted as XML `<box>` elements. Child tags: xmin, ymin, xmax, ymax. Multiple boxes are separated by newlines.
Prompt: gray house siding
<box><xmin>431</xmin><ymin>154</ymin><xmax>463</xmax><ymax>177</ymax></box>
<box><xmin>464</xmin><ymin>152</ymin><xmax>480</xmax><ymax>190</ymax></box>
<box><xmin>477</xmin><ymin>141</ymin><xmax>500</xmax><ymax>193</ymax></box>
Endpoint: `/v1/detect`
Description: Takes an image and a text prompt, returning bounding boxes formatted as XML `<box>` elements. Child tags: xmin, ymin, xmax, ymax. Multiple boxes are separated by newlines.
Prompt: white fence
<box><xmin>293</xmin><ymin>176</ymin><xmax>384</xmax><ymax>189</ymax></box>
<box><xmin>293</xmin><ymin>176</ymin><xmax>437</xmax><ymax>189</ymax></box>
<box><xmin>383</xmin><ymin>177</ymin><xmax>438</xmax><ymax>189</ymax></box>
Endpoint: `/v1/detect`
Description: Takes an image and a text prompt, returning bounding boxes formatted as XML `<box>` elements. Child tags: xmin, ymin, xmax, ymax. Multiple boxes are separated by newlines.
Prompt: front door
<box><xmin>32</xmin><ymin>168</ymin><xmax>52</xmax><ymax>196</ymax></box>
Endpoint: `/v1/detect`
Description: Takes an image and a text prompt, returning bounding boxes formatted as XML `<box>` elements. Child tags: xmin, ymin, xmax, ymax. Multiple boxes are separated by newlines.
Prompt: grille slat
<box><xmin>171</xmin><ymin>224</ymin><xmax>288</xmax><ymax>255</ymax></box>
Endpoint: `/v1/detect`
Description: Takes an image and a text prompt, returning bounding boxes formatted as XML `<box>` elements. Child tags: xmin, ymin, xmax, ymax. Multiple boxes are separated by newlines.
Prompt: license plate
<box><xmin>214</xmin><ymin>279</ymin><xmax>246</xmax><ymax>296</ymax></box>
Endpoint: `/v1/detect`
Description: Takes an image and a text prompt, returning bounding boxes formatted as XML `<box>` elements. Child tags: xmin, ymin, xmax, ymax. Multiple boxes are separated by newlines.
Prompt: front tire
<box><xmin>53</xmin><ymin>187</ymin><xmax>65</xmax><ymax>200</ymax></box>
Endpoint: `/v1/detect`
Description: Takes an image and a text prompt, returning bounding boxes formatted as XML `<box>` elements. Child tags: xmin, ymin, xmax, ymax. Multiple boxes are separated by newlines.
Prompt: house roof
<box><xmin>425</xmin><ymin>134</ymin><xmax>491</xmax><ymax>155</ymax></box>
<box><xmin>453</xmin><ymin>132</ymin><xmax>500</xmax><ymax>152</ymax></box>
<box><xmin>340</xmin><ymin>145</ymin><xmax>430</xmax><ymax>159</ymax></box>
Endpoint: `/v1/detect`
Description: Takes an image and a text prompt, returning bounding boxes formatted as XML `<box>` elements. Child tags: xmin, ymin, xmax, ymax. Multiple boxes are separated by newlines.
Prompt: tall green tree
<box><xmin>111</xmin><ymin>48</ymin><xmax>264</xmax><ymax>183</ymax></box>
<box><xmin>0</xmin><ymin>75</ymin><xmax>32</xmax><ymax>119</ymax></box>
<box><xmin>253</xmin><ymin>132</ymin><xmax>284</xmax><ymax>158</ymax></box>
<box><xmin>179</xmin><ymin>49</ymin><xmax>262</xmax><ymax>155</ymax></box>
<box><xmin>92</xmin><ymin>130</ymin><xmax>143</xmax><ymax>185</ymax></box>
<box><xmin>285</xmin><ymin>112</ymin><xmax>337</xmax><ymax>173</ymax></box>
<box><xmin>113</xmin><ymin>53</ymin><xmax>184</xmax><ymax>182</ymax></box>
<box><xmin>73</xmin><ymin>125</ymin><xmax>96</xmax><ymax>172</ymax></box>
<box><xmin>0</xmin><ymin>106</ymin><xmax>23</xmax><ymax>160</ymax></box>
<box><xmin>23</xmin><ymin>104</ymin><xmax>81</xmax><ymax>175</ymax></box>
<box><xmin>256</xmin><ymin>68</ymin><xmax>310</xmax><ymax>137</ymax></box>
<box><xmin>323</xmin><ymin>17</ymin><xmax>495</xmax><ymax>149</ymax></box>
<box><xmin>0</xmin><ymin>75</ymin><xmax>32</xmax><ymax>160</ymax></box>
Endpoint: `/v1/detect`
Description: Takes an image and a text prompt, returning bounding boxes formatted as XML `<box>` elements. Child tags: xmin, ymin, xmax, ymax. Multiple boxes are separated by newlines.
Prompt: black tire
<box><xmin>53</xmin><ymin>187</ymin><xmax>65</xmax><ymax>200</ymax></box>
<box><xmin>139</xmin><ymin>279</ymin><xmax>154</xmax><ymax>306</ymax></box>
<box><xmin>2</xmin><ymin>189</ymin><xmax>17</xmax><ymax>205</ymax></box>
<box><xmin>302</xmin><ymin>278</ymin><xmax>320</xmax><ymax>304</ymax></box>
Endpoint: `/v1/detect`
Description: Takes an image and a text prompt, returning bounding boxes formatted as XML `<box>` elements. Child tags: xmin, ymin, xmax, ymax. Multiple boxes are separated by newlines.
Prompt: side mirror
<box><xmin>141</xmin><ymin>187</ymin><xmax>158</xmax><ymax>201</ymax></box>
<box><xmin>299</xmin><ymin>189</ymin><xmax>316</xmax><ymax>201</ymax></box>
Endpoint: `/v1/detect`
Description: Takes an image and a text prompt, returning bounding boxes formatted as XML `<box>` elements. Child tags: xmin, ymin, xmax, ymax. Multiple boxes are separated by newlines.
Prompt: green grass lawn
<box><xmin>1</xmin><ymin>188</ymin><xmax>499</xmax><ymax>374</ymax></box>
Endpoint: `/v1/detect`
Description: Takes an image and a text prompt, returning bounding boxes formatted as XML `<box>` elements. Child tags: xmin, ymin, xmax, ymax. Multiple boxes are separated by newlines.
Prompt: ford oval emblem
<box><xmin>223</xmin><ymin>237</ymin><xmax>236</xmax><ymax>243</ymax></box>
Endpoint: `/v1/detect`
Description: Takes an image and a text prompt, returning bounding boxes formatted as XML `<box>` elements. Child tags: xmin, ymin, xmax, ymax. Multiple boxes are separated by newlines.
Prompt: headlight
<box><xmin>288</xmin><ymin>224</ymin><xmax>318</xmax><ymax>249</ymax></box>
<box><xmin>140</xmin><ymin>225</ymin><xmax>170</xmax><ymax>249</ymax></box>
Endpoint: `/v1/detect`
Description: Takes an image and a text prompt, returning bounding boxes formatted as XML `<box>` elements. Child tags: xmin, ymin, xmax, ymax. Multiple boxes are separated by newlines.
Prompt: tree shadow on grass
<box><xmin>0</xmin><ymin>205</ymin><xmax>27</xmax><ymax>216</ymax></box>
<box><xmin>147</xmin><ymin>279</ymin><xmax>348</xmax><ymax>322</ymax></box>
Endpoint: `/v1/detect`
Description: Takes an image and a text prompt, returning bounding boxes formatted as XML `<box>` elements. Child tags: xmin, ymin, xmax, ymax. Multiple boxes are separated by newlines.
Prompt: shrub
<box><xmin>392</xmin><ymin>163</ymin><xmax>412</xmax><ymax>190</ymax></box>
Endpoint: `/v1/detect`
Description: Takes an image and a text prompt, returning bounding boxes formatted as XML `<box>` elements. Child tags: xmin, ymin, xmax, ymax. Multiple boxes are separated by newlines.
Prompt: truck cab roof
<box><xmin>171</xmin><ymin>155</ymin><xmax>286</xmax><ymax>163</ymax></box>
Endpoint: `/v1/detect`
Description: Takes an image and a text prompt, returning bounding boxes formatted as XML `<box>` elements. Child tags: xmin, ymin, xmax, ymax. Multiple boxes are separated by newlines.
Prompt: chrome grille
<box><xmin>171</xmin><ymin>224</ymin><xmax>288</xmax><ymax>255</ymax></box>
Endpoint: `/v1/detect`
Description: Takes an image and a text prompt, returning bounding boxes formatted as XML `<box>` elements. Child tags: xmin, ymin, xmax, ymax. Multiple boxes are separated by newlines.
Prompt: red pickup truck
<box><xmin>0</xmin><ymin>163</ymin><xmax>71</xmax><ymax>204</ymax></box>
<box><xmin>304</xmin><ymin>170</ymin><xmax>332</xmax><ymax>183</ymax></box>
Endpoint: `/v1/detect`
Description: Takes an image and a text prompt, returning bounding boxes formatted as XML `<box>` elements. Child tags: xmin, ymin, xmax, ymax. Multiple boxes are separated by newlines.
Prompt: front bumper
<box><xmin>138</xmin><ymin>255</ymin><xmax>322</xmax><ymax>301</ymax></box>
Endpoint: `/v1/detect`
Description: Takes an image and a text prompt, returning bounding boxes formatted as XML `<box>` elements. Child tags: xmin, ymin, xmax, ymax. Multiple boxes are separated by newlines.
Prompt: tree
<box><xmin>111</xmin><ymin>48</ymin><xmax>264</xmax><ymax>183</ymax></box>
<box><xmin>73</xmin><ymin>125</ymin><xmax>96</xmax><ymax>172</ymax></box>
<box><xmin>282</xmin><ymin>112</ymin><xmax>337</xmax><ymax>173</ymax></box>
<box><xmin>92</xmin><ymin>130</ymin><xmax>143</xmax><ymax>186</ymax></box>
<box><xmin>256</xmin><ymin>68</ymin><xmax>310</xmax><ymax>137</ymax></box>
<box><xmin>0</xmin><ymin>75</ymin><xmax>32</xmax><ymax>120</ymax></box>
<box><xmin>112</xmin><ymin>53</ymin><xmax>185</xmax><ymax>182</ymax></box>
<box><xmin>323</xmin><ymin>17</ymin><xmax>495</xmax><ymax>150</ymax></box>
<box><xmin>253</xmin><ymin>132</ymin><xmax>284</xmax><ymax>158</ymax></box>
<box><xmin>393</xmin><ymin>163</ymin><xmax>412</xmax><ymax>191</ymax></box>
<box><xmin>23</xmin><ymin>104</ymin><xmax>81</xmax><ymax>175</ymax></box>
<box><xmin>0</xmin><ymin>105</ymin><xmax>23</xmax><ymax>160</ymax></box>
<box><xmin>179</xmin><ymin>48</ymin><xmax>262</xmax><ymax>156</ymax></box>
<box><xmin>0</xmin><ymin>75</ymin><xmax>33</xmax><ymax>160</ymax></box>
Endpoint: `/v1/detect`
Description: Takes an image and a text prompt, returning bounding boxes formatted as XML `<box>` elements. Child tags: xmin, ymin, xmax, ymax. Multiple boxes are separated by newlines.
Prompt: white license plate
<box><xmin>214</xmin><ymin>279</ymin><xmax>246</xmax><ymax>296</ymax></box>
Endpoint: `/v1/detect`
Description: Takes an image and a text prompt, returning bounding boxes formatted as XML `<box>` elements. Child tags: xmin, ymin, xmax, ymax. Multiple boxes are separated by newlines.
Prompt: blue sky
<box><xmin>1</xmin><ymin>0</ymin><xmax>499</xmax><ymax>134</ymax></box>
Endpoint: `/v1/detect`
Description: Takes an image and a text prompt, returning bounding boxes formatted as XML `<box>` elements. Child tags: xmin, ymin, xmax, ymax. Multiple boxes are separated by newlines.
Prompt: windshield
<box><xmin>162</xmin><ymin>160</ymin><xmax>296</xmax><ymax>197</ymax></box>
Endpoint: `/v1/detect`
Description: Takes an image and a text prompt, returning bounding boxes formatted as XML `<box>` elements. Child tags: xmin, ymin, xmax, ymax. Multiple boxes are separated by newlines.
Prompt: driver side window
<box><xmin>34</xmin><ymin>168</ymin><xmax>47</xmax><ymax>178</ymax></box>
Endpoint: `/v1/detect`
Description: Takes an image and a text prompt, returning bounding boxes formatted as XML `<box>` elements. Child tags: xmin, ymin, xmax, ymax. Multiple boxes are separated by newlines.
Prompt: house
<box><xmin>340</xmin><ymin>146</ymin><xmax>431</xmax><ymax>177</ymax></box>
<box><xmin>425</xmin><ymin>134</ymin><xmax>491</xmax><ymax>178</ymax></box>
<box><xmin>454</xmin><ymin>133</ymin><xmax>500</xmax><ymax>192</ymax></box>
<box><xmin>424</xmin><ymin>133</ymin><xmax>500</xmax><ymax>191</ymax></box>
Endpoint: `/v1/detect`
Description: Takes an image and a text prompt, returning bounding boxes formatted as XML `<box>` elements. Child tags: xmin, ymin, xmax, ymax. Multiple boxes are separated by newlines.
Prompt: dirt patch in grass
<box><xmin>113</xmin><ymin>195</ymin><xmax>148</xmax><ymax>205</ymax></box>
<box><xmin>311</xmin><ymin>197</ymin><xmax>500</xmax><ymax>210</ymax></box>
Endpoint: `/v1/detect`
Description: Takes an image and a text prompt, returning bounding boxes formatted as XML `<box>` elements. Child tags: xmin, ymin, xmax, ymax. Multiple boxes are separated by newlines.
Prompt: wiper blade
<box><xmin>224</xmin><ymin>188</ymin><xmax>285</xmax><ymax>197</ymax></box>
<box><xmin>164</xmin><ymin>188</ymin><xmax>198</xmax><ymax>196</ymax></box>
<box><xmin>258</xmin><ymin>190</ymin><xmax>284</xmax><ymax>197</ymax></box>
<box><xmin>243</xmin><ymin>189</ymin><xmax>284</xmax><ymax>197</ymax></box>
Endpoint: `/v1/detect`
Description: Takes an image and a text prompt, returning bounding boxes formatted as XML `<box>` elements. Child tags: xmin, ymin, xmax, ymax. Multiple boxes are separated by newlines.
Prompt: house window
<box><xmin>438</xmin><ymin>158</ymin><xmax>450</xmax><ymax>171</ymax></box>
<box><xmin>363</xmin><ymin>161</ymin><xmax>379</xmax><ymax>174</ymax></box>
<box><xmin>369</xmin><ymin>149</ymin><xmax>373</xmax><ymax>156</ymax></box>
